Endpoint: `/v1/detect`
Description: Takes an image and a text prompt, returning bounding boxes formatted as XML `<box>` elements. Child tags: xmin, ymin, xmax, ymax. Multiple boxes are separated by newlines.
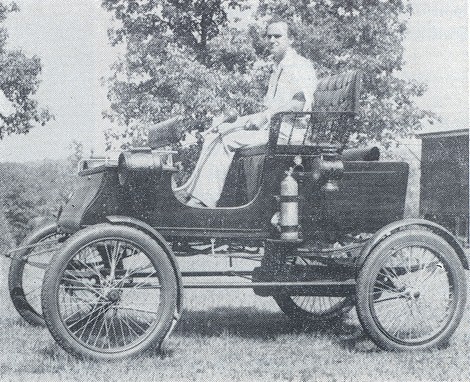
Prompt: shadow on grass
<box><xmin>175</xmin><ymin>307</ymin><xmax>376</xmax><ymax>352</ymax></box>
<box><xmin>0</xmin><ymin>315</ymin><xmax>39</xmax><ymax>328</ymax></box>
<box><xmin>29</xmin><ymin>308</ymin><xmax>378</xmax><ymax>361</ymax></box>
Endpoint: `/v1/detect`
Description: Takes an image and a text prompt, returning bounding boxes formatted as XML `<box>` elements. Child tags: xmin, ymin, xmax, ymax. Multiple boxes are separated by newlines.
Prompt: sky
<box><xmin>400</xmin><ymin>0</ymin><xmax>468</xmax><ymax>133</ymax></box>
<box><xmin>0</xmin><ymin>0</ymin><xmax>116</xmax><ymax>162</ymax></box>
<box><xmin>0</xmin><ymin>0</ymin><xmax>467</xmax><ymax>162</ymax></box>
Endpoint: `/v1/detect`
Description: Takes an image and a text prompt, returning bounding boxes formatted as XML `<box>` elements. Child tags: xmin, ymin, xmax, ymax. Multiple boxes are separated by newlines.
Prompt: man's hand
<box><xmin>244</xmin><ymin>113</ymin><xmax>268</xmax><ymax>130</ymax></box>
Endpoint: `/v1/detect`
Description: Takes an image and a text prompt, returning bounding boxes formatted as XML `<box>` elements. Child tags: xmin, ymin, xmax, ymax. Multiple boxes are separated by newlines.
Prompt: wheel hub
<box><xmin>106</xmin><ymin>289</ymin><xmax>121</xmax><ymax>302</ymax></box>
<box><xmin>403</xmin><ymin>287</ymin><xmax>420</xmax><ymax>300</ymax></box>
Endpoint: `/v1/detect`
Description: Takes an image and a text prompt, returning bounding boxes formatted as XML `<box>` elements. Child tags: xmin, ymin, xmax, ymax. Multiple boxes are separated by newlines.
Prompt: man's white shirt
<box><xmin>264</xmin><ymin>48</ymin><xmax>317</xmax><ymax>116</ymax></box>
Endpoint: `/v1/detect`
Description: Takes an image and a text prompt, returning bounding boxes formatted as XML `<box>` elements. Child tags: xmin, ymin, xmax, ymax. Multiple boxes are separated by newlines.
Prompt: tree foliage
<box><xmin>102</xmin><ymin>0</ymin><xmax>435</xmax><ymax>148</ymax></box>
<box><xmin>0</xmin><ymin>160</ymin><xmax>74</xmax><ymax>244</ymax></box>
<box><xmin>2</xmin><ymin>181</ymin><xmax>35</xmax><ymax>244</ymax></box>
<box><xmin>102</xmin><ymin>0</ymin><xmax>269</xmax><ymax>147</ymax></box>
<box><xmin>257</xmin><ymin>0</ymin><xmax>436</xmax><ymax>144</ymax></box>
<box><xmin>0</xmin><ymin>2</ymin><xmax>52</xmax><ymax>140</ymax></box>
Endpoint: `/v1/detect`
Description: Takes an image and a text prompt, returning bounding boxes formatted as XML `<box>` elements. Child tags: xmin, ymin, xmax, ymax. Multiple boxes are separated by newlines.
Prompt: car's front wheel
<box><xmin>41</xmin><ymin>224</ymin><xmax>180</xmax><ymax>360</ymax></box>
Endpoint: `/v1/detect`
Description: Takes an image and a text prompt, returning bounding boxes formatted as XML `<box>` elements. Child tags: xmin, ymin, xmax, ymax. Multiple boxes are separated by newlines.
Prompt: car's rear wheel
<box><xmin>9</xmin><ymin>222</ymin><xmax>67</xmax><ymax>326</ymax></box>
<box><xmin>273</xmin><ymin>256</ymin><xmax>354</xmax><ymax>322</ymax></box>
<box><xmin>356</xmin><ymin>230</ymin><xmax>466</xmax><ymax>351</ymax></box>
<box><xmin>274</xmin><ymin>294</ymin><xmax>354</xmax><ymax>322</ymax></box>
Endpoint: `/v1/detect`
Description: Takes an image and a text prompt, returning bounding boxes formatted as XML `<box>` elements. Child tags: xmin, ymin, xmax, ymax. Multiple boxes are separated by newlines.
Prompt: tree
<box><xmin>102</xmin><ymin>0</ymin><xmax>268</xmax><ymax>148</ymax></box>
<box><xmin>0</xmin><ymin>195</ymin><xmax>14</xmax><ymax>250</ymax></box>
<box><xmin>0</xmin><ymin>2</ymin><xmax>52</xmax><ymax>140</ymax></box>
<box><xmin>102</xmin><ymin>0</ymin><xmax>435</xmax><ymax>149</ymax></box>
<box><xmin>68</xmin><ymin>140</ymin><xmax>84</xmax><ymax>169</ymax></box>
<box><xmin>257</xmin><ymin>0</ymin><xmax>436</xmax><ymax>145</ymax></box>
<box><xmin>0</xmin><ymin>160</ymin><xmax>75</xmax><ymax>244</ymax></box>
<box><xmin>2</xmin><ymin>182</ymin><xmax>35</xmax><ymax>244</ymax></box>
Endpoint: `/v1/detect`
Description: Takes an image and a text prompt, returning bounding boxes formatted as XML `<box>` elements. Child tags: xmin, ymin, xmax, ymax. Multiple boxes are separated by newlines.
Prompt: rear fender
<box><xmin>8</xmin><ymin>221</ymin><xmax>58</xmax><ymax>260</ymax></box>
<box><xmin>105</xmin><ymin>215</ymin><xmax>183</xmax><ymax>315</ymax></box>
<box><xmin>356</xmin><ymin>218</ymin><xmax>468</xmax><ymax>274</ymax></box>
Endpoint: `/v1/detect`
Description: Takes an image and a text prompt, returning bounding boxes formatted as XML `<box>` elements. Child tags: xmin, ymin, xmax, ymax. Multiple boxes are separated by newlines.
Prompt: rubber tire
<box><xmin>356</xmin><ymin>229</ymin><xmax>467</xmax><ymax>351</ymax></box>
<box><xmin>274</xmin><ymin>295</ymin><xmax>354</xmax><ymax>322</ymax></box>
<box><xmin>8</xmin><ymin>222</ymin><xmax>63</xmax><ymax>326</ymax></box>
<box><xmin>41</xmin><ymin>224</ymin><xmax>179</xmax><ymax>360</ymax></box>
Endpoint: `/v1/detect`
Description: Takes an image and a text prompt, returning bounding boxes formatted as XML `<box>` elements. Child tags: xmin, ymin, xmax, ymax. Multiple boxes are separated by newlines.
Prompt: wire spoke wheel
<box><xmin>356</xmin><ymin>230</ymin><xmax>466</xmax><ymax>351</ymax></box>
<box><xmin>9</xmin><ymin>222</ymin><xmax>67</xmax><ymax>326</ymax></box>
<box><xmin>274</xmin><ymin>257</ymin><xmax>354</xmax><ymax>322</ymax></box>
<box><xmin>42</xmin><ymin>224</ymin><xmax>180</xmax><ymax>360</ymax></box>
<box><xmin>274</xmin><ymin>294</ymin><xmax>354</xmax><ymax>322</ymax></box>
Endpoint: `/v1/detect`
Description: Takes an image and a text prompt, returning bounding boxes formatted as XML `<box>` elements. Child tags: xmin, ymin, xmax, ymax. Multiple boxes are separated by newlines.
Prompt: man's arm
<box><xmin>243</xmin><ymin>91</ymin><xmax>307</xmax><ymax>130</ymax></box>
<box><xmin>242</xmin><ymin>54</ymin><xmax>317</xmax><ymax>131</ymax></box>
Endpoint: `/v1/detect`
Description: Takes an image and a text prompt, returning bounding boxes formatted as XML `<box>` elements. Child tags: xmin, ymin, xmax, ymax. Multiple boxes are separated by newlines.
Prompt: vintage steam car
<box><xmin>7</xmin><ymin>71</ymin><xmax>468</xmax><ymax>360</ymax></box>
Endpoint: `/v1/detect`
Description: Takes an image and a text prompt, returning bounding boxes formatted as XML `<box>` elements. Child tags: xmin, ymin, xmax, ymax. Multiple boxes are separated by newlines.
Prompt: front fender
<box><xmin>356</xmin><ymin>218</ymin><xmax>468</xmax><ymax>273</ymax></box>
<box><xmin>59</xmin><ymin>167</ymin><xmax>122</xmax><ymax>233</ymax></box>
<box><xmin>105</xmin><ymin>215</ymin><xmax>183</xmax><ymax>315</ymax></box>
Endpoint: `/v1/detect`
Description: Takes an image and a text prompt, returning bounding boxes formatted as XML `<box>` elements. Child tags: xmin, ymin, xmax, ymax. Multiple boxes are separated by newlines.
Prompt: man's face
<box><xmin>266</xmin><ymin>22</ymin><xmax>291</xmax><ymax>61</ymax></box>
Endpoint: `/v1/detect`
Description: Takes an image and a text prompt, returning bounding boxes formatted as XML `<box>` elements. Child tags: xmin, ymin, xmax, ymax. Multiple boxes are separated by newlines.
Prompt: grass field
<box><xmin>1</xmin><ymin>254</ymin><xmax>470</xmax><ymax>382</ymax></box>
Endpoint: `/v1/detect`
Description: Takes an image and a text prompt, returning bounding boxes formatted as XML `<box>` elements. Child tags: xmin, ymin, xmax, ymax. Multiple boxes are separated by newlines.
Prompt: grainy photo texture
<box><xmin>0</xmin><ymin>0</ymin><xmax>468</xmax><ymax>381</ymax></box>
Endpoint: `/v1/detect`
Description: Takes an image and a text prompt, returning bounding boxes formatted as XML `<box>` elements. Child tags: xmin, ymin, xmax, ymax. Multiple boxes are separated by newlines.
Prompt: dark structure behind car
<box><xmin>419</xmin><ymin>128</ymin><xmax>469</xmax><ymax>244</ymax></box>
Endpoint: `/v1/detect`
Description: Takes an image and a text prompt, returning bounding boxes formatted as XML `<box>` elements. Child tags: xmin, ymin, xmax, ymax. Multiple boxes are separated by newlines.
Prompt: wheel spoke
<box><xmin>114</xmin><ymin>305</ymin><xmax>161</xmax><ymax>315</ymax></box>
<box><xmin>72</xmin><ymin>303</ymin><xmax>112</xmax><ymax>337</ymax></box>
<box><xmin>275</xmin><ymin>257</ymin><xmax>355</xmax><ymax>321</ymax></box>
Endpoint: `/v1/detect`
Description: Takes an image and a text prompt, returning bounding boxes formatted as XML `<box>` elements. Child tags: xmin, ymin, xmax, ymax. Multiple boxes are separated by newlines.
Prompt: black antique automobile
<box><xmin>6</xmin><ymin>71</ymin><xmax>468</xmax><ymax>360</ymax></box>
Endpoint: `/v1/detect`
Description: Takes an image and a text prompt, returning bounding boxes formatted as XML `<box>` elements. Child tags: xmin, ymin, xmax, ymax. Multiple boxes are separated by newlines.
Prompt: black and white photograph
<box><xmin>0</xmin><ymin>0</ymin><xmax>468</xmax><ymax>380</ymax></box>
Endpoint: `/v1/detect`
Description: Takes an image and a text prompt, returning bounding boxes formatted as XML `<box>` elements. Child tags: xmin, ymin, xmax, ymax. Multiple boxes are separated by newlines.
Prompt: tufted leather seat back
<box><xmin>312</xmin><ymin>71</ymin><xmax>361</xmax><ymax>113</ymax></box>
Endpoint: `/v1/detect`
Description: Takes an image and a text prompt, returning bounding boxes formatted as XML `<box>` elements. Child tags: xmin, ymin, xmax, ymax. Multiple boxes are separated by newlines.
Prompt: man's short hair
<box><xmin>266</xmin><ymin>16</ymin><xmax>293</xmax><ymax>38</ymax></box>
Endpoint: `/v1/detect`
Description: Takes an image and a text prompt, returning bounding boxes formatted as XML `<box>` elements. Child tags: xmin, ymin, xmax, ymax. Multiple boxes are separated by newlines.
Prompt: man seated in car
<box><xmin>175</xmin><ymin>17</ymin><xmax>317</xmax><ymax>207</ymax></box>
